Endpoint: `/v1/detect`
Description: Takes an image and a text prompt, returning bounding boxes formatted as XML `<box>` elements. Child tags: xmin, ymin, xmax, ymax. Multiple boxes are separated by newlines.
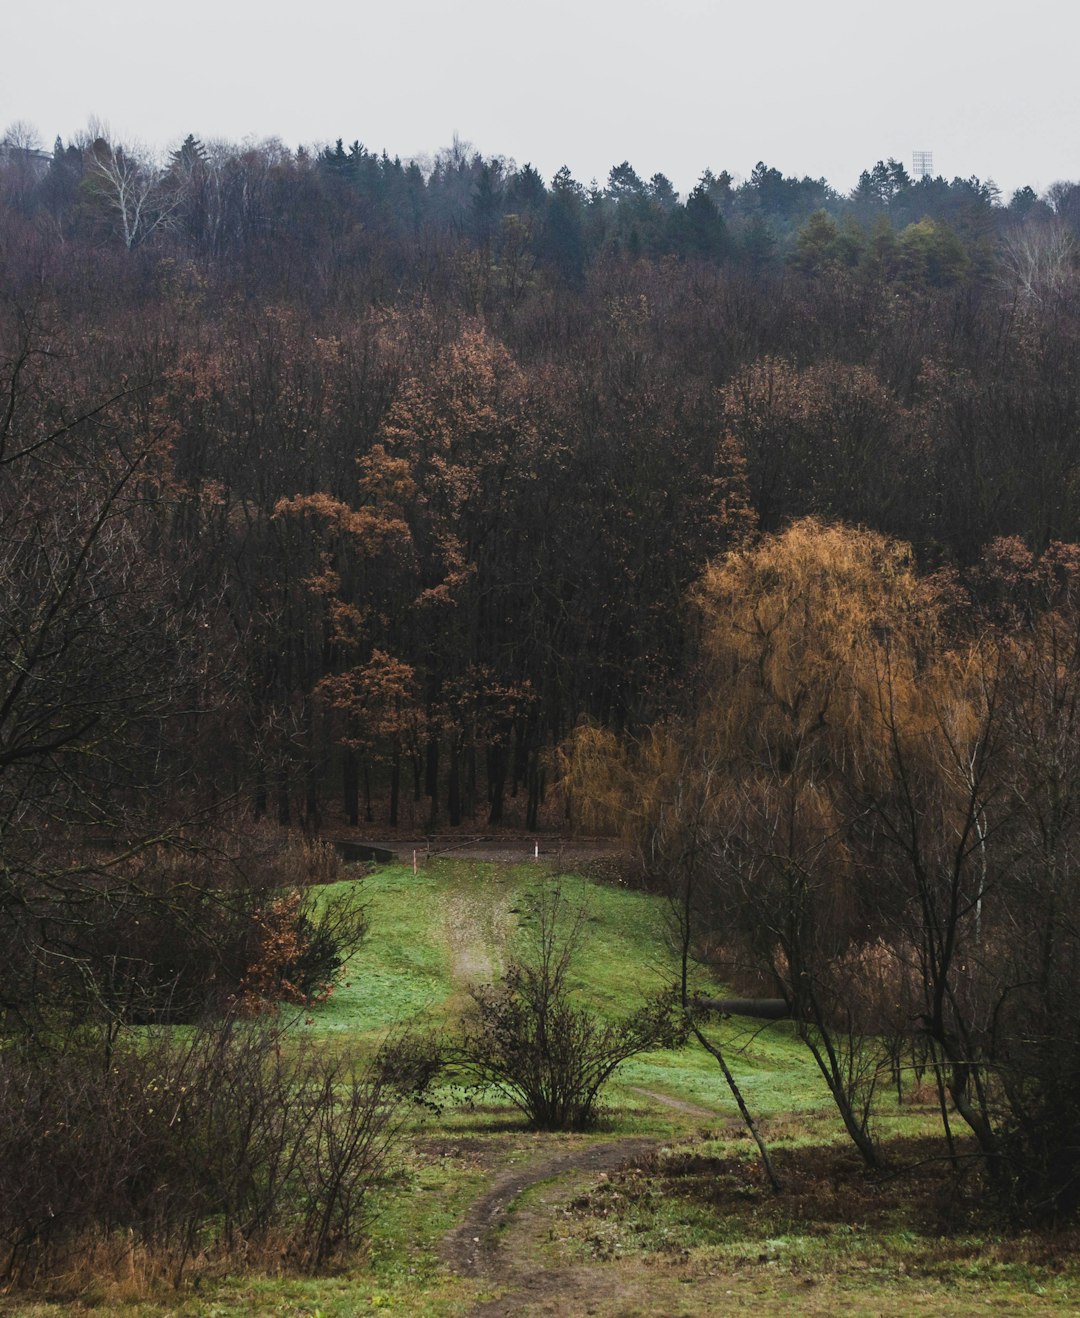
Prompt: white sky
<box><xmin>5</xmin><ymin>0</ymin><xmax>1077</xmax><ymax>200</ymax></box>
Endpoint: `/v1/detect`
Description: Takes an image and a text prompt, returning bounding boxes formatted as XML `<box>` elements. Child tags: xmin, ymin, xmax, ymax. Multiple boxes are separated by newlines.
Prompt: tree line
<box><xmin>4</xmin><ymin>124</ymin><xmax>1075</xmax><ymax>276</ymax></box>
<box><xmin>3</xmin><ymin>122</ymin><xmax>1080</xmax><ymax>842</ymax></box>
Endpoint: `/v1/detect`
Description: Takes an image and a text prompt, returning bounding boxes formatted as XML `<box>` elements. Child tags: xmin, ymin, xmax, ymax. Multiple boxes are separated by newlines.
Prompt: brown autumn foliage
<box><xmin>570</xmin><ymin>520</ymin><xmax>1080</xmax><ymax>1211</ymax></box>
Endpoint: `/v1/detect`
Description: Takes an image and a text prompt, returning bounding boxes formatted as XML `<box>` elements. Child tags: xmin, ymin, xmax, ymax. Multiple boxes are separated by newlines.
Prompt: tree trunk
<box><xmin>343</xmin><ymin>749</ymin><xmax>359</xmax><ymax>828</ymax></box>
<box><xmin>426</xmin><ymin>736</ymin><xmax>439</xmax><ymax>827</ymax></box>
<box><xmin>425</xmin><ymin>736</ymin><xmax>439</xmax><ymax>798</ymax></box>
<box><xmin>305</xmin><ymin>765</ymin><xmax>319</xmax><ymax>832</ymax></box>
<box><xmin>390</xmin><ymin>755</ymin><xmax>400</xmax><ymax>827</ymax></box>
<box><xmin>465</xmin><ymin>741</ymin><xmax>477</xmax><ymax>820</ymax></box>
<box><xmin>448</xmin><ymin>741</ymin><xmax>462</xmax><ymax>827</ymax></box>
<box><xmin>526</xmin><ymin>752</ymin><xmax>541</xmax><ymax>831</ymax></box>
<box><xmin>488</xmin><ymin>743</ymin><xmax>507</xmax><ymax>825</ymax></box>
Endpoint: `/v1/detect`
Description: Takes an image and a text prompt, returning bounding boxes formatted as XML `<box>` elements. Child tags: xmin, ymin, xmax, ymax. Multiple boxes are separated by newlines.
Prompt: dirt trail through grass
<box><xmin>441</xmin><ymin>1136</ymin><xmax>659</xmax><ymax>1315</ymax></box>
<box><xmin>436</xmin><ymin>871</ymin><xmax>671</xmax><ymax>1312</ymax></box>
<box><xmin>627</xmin><ymin>1086</ymin><xmax>717</xmax><ymax>1120</ymax></box>
<box><xmin>440</xmin><ymin>873</ymin><xmax>514</xmax><ymax>988</ymax></box>
<box><xmin>434</xmin><ymin>868</ymin><xmax>725</xmax><ymax>1312</ymax></box>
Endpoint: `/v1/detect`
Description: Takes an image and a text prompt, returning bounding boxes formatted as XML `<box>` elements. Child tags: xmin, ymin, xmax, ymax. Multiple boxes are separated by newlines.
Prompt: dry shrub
<box><xmin>234</xmin><ymin>884</ymin><xmax>365</xmax><ymax>1014</ymax></box>
<box><xmin>0</xmin><ymin>831</ymin><xmax>364</xmax><ymax>1028</ymax></box>
<box><xmin>235</xmin><ymin>889</ymin><xmax>313</xmax><ymax>1010</ymax></box>
<box><xmin>0</xmin><ymin>1018</ymin><xmax>422</xmax><ymax>1292</ymax></box>
<box><xmin>272</xmin><ymin>833</ymin><xmax>344</xmax><ymax>889</ymax></box>
<box><xmin>452</xmin><ymin>883</ymin><xmax>684</xmax><ymax>1130</ymax></box>
<box><xmin>224</xmin><ymin>826</ymin><xmax>362</xmax><ymax>1012</ymax></box>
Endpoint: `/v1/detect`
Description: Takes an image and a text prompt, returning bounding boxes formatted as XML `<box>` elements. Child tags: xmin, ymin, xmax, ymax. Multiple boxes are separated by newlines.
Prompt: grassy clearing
<box><xmin>304</xmin><ymin>861</ymin><xmax>821</xmax><ymax>1122</ymax></box>
<box><xmin>304</xmin><ymin>864</ymin><xmax>458</xmax><ymax>1039</ymax></box>
<box><xmin>8</xmin><ymin>858</ymin><xmax>1080</xmax><ymax>1316</ymax></box>
<box><xmin>546</xmin><ymin>1135</ymin><xmax>1080</xmax><ymax>1315</ymax></box>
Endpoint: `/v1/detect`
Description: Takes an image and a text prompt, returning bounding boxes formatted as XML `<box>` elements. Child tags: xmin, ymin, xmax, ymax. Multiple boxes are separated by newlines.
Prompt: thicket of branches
<box><xmin>452</xmin><ymin>883</ymin><xmax>683</xmax><ymax>1129</ymax></box>
<box><xmin>569</xmin><ymin>521</ymin><xmax>1080</xmax><ymax>1219</ymax></box>
<box><xmin>0</xmin><ymin>1018</ymin><xmax>423</xmax><ymax>1287</ymax></box>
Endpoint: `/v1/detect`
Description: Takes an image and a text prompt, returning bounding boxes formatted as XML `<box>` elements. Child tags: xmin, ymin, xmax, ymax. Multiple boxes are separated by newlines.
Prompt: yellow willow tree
<box><xmin>567</xmin><ymin>519</ymin><xmax>954</xmax><ymax>1170</ymax></box>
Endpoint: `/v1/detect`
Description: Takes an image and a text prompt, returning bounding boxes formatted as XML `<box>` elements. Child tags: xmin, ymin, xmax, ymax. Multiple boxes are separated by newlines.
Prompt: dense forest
<box><xmin>4</xmin><ymin>124</ymin><xmax>1080</xmax><ymax>1244</ymax></box>
<box><xmin>3</xmin><ymin>129</ymin><xmax>1078</xmax><ymax>832</ymax></box>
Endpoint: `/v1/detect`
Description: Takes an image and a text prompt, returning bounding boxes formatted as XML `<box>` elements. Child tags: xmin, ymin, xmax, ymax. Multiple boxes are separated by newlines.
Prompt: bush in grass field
<box><xmin>0</xmin><ymin>1017</ymin><xmax>428</xmax><ymax>1289</ymax></box>
<box><xmin>452</xmin><ymin>883</ymin><xmax>684</xmax><ymax>1130</ymax></box>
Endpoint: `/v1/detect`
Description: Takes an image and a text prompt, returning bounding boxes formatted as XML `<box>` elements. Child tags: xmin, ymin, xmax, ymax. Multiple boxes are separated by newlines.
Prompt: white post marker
<box><xmin>412</xmin><ymin>849</ymin><xmax>417</xmax><ymax>874</ymax></box>
<box><xmin>534</xmin><ymin>840</ymin><xmax>539</xmax><ymax>859</ymax></box>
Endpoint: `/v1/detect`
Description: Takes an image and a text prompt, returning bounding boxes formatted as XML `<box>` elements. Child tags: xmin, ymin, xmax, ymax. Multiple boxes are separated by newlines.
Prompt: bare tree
<box><xmin>0</xmin><ymin>121</ymin><xmax>41</xmax><ymax>152</ymax></box>
<box><xmin>0</xmin><ymin>121</ymin><xmax>48</xmax><ymax>211</ymax></box>
<box><xmin>998</xmin><ymin>218</ymin><xmax>1076</xmax><ymax>304</ymax></box>
<box><xmin>83</xmin><ymin>127</ymin><xmax>177</xmax><ymax>250</ymax></box>
<box><xmin>650</xmin><ymin>762</ymin><xmax>783</xmax><ymax>1190</ymax></box>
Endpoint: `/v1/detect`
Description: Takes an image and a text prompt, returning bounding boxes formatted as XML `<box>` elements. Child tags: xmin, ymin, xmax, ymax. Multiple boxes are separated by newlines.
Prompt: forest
<box><xmin>3</xmin><ymin>124</ymin><xmax>1080</xmax><ymax>1301</ymax></box>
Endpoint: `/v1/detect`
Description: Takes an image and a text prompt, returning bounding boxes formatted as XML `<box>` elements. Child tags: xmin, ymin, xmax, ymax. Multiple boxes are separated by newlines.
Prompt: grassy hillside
<box><xmin>304</xmin><ymin>860</ymin><xmax>824</xmax><ymax>1124</ymax></box>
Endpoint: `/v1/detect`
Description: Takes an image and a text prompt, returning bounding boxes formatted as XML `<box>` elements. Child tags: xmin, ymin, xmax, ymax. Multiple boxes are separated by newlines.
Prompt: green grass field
<box><xmin>299</xmin><ymin>861</ymin><xmax>832</xmax><ymax>1145</ymax></box>
<box><xmin>9</xmin><ymin>859</ymin><xmax>1079</xmax><ymax>1317</ymax></box>
<box><xmin>305</xmin><ymin>860</ymin><xmax>819</xmax><ymax>1101</ymax></box>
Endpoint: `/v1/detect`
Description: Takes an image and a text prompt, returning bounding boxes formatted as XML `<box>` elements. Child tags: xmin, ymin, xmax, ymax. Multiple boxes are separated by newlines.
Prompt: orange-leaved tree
<box><xmin>567</xmin><ymin>519</ymin><xmax>948</xmax><ymax>1170</ymax></box>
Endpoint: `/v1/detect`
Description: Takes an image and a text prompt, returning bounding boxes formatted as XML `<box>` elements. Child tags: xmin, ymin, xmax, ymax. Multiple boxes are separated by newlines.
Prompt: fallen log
<box><xmin>696</xmin><ymin>997</ymin><xmax>791</xmax><ymax>1020</ymax></box>
<box><xmin>333</xmin><ymin>839</ymin><xmax>397</xmax><ymax>864</ymax></box>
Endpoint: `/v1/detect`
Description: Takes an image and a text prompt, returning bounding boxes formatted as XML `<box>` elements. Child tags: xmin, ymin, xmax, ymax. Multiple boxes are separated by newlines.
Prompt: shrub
<box><xmin>0</xmin><ymin>835</ymin><xmax>366</xmax><ymax>1029</ymax></box>
<box><xmin>236</xmin><ymin>883</ymin><xmax>367</xmax><ymax>1012</ymax></box>
<box><xmin>0</xmin><ymin>1017</ymin><xmax>421</xmax><ymax>1289</ymax></box>
<box><xmin>452</xmin><ymin>883</ymin><xmax>683</xmax><ymax>1130</ymax></box>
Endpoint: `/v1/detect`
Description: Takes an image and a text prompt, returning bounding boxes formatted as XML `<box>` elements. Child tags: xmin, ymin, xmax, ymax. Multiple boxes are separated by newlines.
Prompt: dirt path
<box><xmin>627</xmin><ymin>1086</ymin><xmax>717</xmax><ymax>1121</ymax></box>
<box><xmin>433</xmin><ymin>862</ymin><xmax>715</xmax><ymax>1313</ymax></box>
<box><xmin>441</xmin><ymin>881</ymin><xmax>510</xmax><ymax>986</ymax></box>
<box><xmin>437</xmin><ymin>881</ymin><xmax>669</xmax><ymax>1313</ymax></box>
<box><xmin>441</xmin><ymin>1136</ymin><xmax>659</xmax><ymax>1316</ymax></box>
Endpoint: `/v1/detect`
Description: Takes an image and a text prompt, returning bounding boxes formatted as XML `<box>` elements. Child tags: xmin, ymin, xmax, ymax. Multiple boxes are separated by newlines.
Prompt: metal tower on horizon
<box><xmin>913</xmin><ymin>150</ymin><xmax>934</xmax><ymax>180</ymax></box>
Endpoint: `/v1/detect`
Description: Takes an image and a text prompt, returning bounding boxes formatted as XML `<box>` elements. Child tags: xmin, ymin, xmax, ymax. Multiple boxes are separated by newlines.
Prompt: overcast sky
<box><xmin>5</xmin><ymin>0</ymin><xmax>1077</xmax><ymax>199</ymax></box>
